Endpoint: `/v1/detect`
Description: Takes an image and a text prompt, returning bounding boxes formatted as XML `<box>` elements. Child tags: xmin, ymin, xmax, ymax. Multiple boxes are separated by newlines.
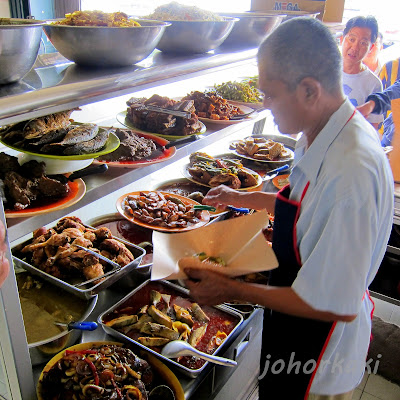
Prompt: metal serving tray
<box><xmin>12</xmin><ymin>224</ymin><xmax>145</xmax><ymax>300</ymax></box>
<box><xmin>98</xmin><ymin>279</ymin><xmax>243</xmax><ymax>378</ymax></box>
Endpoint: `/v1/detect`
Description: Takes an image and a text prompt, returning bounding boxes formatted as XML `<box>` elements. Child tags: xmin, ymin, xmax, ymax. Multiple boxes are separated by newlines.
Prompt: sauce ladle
<box><xmin>161</xmin><ymin>340</ymin><xmax>237</xmax><ymax>367</ymax></box>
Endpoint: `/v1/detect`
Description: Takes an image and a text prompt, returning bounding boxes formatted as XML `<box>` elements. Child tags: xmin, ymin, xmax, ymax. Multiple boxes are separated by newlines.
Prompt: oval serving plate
<box><xmin>116</xmin><ymin>110</ymin><xmax>206</xmax><ymax>140</ymax></box>
<box><xmin>181</xmin><ymin>162</ymin><xmax>263</xmax><ymax>191</ymax></box>
<box><xmin>116</xmin><ymin>190</ymin><xmax>210</xmax><ymax>232</ymax></box>
<box><xmin>197</xmin><ymin>102</ymin><xmax>259</xmax><ymax>125</ymax></box>
<box><xmin>0</xmin><ymin>129</ymin><xmax>120</xmax><ymax>160</ymax></box>
<box><xmin>229</xmin><ymin>137</ymin><xmax>295</xmax><ymax>164</ymax></box>
<box><xmin>94</xmin><ymin>131</ymin><xmax>176</xmax><ymax>168</ymax></box>
<box><xmin>5</xmin><ymin>179</ymin><xmax>86</xmax><ymax>218</ymax></box>
<box><xmin>153</xmin><ymin>177</ymin><xmax>227</xmax><ymax>217</ymax></box>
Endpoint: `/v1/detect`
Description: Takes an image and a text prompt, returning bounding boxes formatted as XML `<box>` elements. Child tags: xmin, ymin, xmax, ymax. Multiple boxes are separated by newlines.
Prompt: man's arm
<box><xmin>185</xmin><ymin>268</ymin><xmax>356</xmax><ymax>322</ymax></box>
<box><xmin>367</xmin><ymin>79</ymin><xmax>400</xmax><ymax>114</ymax></box>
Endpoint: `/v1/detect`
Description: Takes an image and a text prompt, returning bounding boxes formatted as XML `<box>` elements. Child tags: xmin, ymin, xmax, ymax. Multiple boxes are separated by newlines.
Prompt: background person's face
<box><xmin>342</xmin><ymin>27</ymin><xmax>373</xmax><ymax>66</ymax></box>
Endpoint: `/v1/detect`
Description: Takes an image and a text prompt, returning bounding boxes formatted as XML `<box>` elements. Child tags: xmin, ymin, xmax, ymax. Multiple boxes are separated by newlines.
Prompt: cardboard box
<box><xmin>250</xmin><ymin>0</ymin><xmax>345</xmax><ymax>23</ymax></box>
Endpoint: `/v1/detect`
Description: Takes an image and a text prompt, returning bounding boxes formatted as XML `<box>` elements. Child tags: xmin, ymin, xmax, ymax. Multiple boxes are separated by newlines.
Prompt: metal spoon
<box><xmin>148</xmin><ymin>385</ymin><xmax>175</xmax><ymax>400</ymax></box>
<box><xmin>161</xmin><ymin>340</ymin><xmax>237</xmax><ymax>367</ymax></box>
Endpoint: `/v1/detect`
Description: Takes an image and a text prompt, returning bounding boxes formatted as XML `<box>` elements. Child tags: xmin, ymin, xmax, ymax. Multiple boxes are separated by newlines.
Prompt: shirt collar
<box><xmin>294</xmin><ymin>99</ymin><xmax>355</xmax><ymax>185</ymax></box>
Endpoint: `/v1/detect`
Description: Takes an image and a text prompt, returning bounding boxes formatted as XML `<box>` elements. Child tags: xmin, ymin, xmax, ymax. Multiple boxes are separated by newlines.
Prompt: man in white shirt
<box><xmin>342</xmin><ymin>16</ymin><xmax>383</xmax><ymax>129</ymax></box>
<box><xmin>183</xmin><ymin>17</ymin><xmax>394</xmax><ymax>400</ymax></box>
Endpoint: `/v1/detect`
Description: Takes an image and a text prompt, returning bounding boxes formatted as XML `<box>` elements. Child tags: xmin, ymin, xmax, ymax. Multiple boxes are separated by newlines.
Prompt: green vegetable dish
<box><xmin>212</xmin><ymin>78</ymin><xmax>263</xmax><ymax>103</ymax></box>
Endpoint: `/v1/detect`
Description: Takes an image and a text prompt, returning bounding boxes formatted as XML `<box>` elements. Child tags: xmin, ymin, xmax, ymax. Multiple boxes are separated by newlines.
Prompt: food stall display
<box><xmin>0</xmin><ymin>10</ymin><xmax>281</xmax><ymax>399</ymax></box>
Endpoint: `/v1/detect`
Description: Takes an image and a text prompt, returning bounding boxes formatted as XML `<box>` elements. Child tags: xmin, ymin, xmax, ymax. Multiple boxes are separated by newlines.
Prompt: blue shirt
<box><xmin>289</xmin><ymin>99</ymin><xmax>394</xmax><ymax>394</ymax></box>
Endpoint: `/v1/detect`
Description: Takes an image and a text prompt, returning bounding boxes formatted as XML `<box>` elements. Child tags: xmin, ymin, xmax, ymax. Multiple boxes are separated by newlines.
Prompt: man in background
<box><xmin>363</xmin><ymin>32</ymin><xmax>383</xmax><ymax>74</ymax></box>
<box><xmin>342</xmin><ymin>16</ymin><xmax>383</xmax><ymax>129</ymax></box>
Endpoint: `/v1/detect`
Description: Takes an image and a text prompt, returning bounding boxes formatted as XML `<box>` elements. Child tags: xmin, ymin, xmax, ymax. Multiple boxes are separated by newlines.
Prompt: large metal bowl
<box><xmin>0</xmin><ymin>18</ymin><xmax>44</xmax><ymax>84</ymax></box>
<box><xmin>156</xmin><ymin>17</ymin><xmax>237</xmax><ymax>54</ymax></box>
<box><xmin>219</xmin><ymin>12</ymin><xmax>285</xmax><ymax>47</ymax></box>
<box><xmin>42</xmin><ymin>19</ymin><xmax>170</xmax><ymax>67</ymax></box>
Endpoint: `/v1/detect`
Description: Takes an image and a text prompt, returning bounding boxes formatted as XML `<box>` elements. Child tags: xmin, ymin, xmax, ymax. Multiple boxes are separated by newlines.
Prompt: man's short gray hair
<box><xmin>258</xmin><ymin>17</ymin><xmax>342</xmax><ymax>94</ymax></box>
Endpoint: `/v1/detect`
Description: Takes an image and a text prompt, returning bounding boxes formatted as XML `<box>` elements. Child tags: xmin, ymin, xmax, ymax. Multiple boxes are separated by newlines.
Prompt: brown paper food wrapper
<box><xmin>151</xmin><ymin>210</ymin><xmax>278</xmax><ymax>280</ymax></box>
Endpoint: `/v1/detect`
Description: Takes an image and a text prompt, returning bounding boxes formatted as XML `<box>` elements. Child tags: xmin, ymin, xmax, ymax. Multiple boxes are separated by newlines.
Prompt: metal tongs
<box><xmin>73</xmin><ymin>244</ymin><xmax>149</xmax><ymax>288</ymax></box>
<box><xmin>137</xmin><ymin>104</ymin><xmax>192</xmax><ymax>119</ymax></box>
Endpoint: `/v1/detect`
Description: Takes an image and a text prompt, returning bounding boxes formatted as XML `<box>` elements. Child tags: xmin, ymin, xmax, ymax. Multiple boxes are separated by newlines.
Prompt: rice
<box><xmin>146</xmin><ymin>1</ymin><xmax>223</xmax><ymax>21</ymax></box>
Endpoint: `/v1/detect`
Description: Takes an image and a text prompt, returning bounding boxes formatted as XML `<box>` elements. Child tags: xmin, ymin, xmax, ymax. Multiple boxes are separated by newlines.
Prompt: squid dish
<box><xmin>187</xmin><ymin>152</ymin><xmax>260</xmax><ymax>189</ymax></box>
<box><xmin>38</xmin><ymin>343</ymin><xmax>158</xmax><ymax>400</ymax></box>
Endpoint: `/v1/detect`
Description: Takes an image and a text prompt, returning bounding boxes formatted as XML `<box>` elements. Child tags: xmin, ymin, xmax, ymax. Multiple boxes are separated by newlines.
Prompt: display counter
<box><xmin>0</xmin><ymin>46</ymin><xmax>274</xmax><ymax>399</ymax></box>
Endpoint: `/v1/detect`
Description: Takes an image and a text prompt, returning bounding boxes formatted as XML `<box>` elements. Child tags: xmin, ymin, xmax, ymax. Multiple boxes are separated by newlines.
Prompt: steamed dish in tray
<box><xmin>186</xmin><ymin>152</ymin><xmax>261</xmax><ymax>189</ymax></box>
<box><xmin>0</xmin><ymin>109</ymin><xmax>112</xmax><ymax>156</ymax></box>
<box><xmin>230</xmin><ymin>136</ymin><xmax>293</xmax><ymax>162</ymax></box>
<box><xmin>13</xmin><ymin>216</ymin><xmax>136</xmax><ymax>283</ymax></box>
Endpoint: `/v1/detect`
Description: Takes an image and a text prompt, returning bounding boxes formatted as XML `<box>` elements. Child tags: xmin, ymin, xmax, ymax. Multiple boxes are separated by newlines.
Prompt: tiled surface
<box><xmin>373</xmin><ymin>297</ymin><xmax>394</xmax><ymax>322</ymax></box>
<box><xmin>364</xmin><ymin>374</ymin><xmax>400</xmax><ymax>400</ymax></box>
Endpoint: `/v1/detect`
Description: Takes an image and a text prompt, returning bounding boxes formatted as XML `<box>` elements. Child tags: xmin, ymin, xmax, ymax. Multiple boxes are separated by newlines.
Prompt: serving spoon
<box><xmin>161</xmin><ymin>340</ymin><xmax>237</xmax><ymax>367</ymax></box>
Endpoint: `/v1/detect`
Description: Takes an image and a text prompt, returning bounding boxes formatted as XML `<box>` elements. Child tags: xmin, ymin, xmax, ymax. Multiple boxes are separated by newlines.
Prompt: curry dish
<box><xmin>17</xmin><ymin>272</ymin><xmax>88</xmax><ymax>344</ymax></box>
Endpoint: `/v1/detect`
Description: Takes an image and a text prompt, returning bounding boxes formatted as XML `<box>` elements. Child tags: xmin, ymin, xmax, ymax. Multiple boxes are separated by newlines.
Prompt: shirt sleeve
<box><xmin>292</xmin><ymin>169</ymin><xmax>379</xmax><ymax>316</ymax></box>
<box><xmin>367</xmin><ymin>79</ymin><xmax>400</xmax><ymax>114</ymax></box>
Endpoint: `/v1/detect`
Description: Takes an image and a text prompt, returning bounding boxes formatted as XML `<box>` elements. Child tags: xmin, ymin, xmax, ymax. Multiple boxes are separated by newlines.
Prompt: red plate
<box><xmin>5</xmin><ymin>179</ymin><xmax>86</xmax><ymax>218</ymax></box>
<box><xmin>116</xmin><ymin>191</ymin><xmax>210</xmax><ymax>232</ymax></box>
<box><xmin>94</xmin><ymin>131</ymin><xmax>176</xmax><ymax>168</ymax></box>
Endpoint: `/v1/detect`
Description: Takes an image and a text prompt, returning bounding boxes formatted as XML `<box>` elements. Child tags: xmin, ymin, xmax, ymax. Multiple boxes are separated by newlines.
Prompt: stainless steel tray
<box><xmin>12</xmin><ymin>223</ymin><xmax>145</xmax><ymax>300</ymax></box>
<box><xmin>98</xmin><ymin>279</ymin><xmax>243</xmax><ymax>378</ymax></box>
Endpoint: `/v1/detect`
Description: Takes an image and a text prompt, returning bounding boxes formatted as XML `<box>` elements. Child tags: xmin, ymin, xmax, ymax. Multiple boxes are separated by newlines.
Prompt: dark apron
<box><xmin>259</xmin><ymin>183</ymin><xmax>337</xmax><ymax>400</ymax></box>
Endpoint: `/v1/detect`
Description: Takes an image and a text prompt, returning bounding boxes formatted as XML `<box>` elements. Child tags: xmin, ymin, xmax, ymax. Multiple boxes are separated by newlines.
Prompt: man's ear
<box><xmin>297</xmin><ymin>77</ymin><xmax>321</xmax><ymax>106</ymax></box>
<box><xmin>340</xmin><ymin>35</ymin><xmax>344</xmax><ymax>45</ymax></box>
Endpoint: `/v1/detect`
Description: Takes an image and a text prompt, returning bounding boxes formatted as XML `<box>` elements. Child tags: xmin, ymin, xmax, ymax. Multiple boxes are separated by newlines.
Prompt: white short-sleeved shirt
<box><xmin>290</xmin><ymin>99</ymin><xmax>393</xmax><ymax>395</ymax></box>
<box><xmin>343</xmin><ymin>69</ymin><xmax>383</xmax><ymax>124</ymax></box>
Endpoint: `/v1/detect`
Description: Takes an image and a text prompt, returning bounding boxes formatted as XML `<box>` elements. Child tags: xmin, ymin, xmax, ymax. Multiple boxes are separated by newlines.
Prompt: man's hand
<box><xmin>184</xmin><ymin>268</ymin><xmax>239</xmax><ymax>305</ymax></box>
<box><xmin>357</xmin><ymin>99</ymin><xmax>376</xmax><ymax>118</ymax></box>
<box><xmin>203</xmin><ymin>185</ymin><xmax>240</xmax><ymax>209</ymax></box>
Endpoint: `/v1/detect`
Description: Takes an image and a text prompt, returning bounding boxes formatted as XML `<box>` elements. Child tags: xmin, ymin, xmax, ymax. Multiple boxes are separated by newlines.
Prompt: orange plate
<box><xmin>94</xmin><ymin>131</ymin><xmax>176</xmax><ymax>168</ymax></box>
<box><xmin>5</xmin><ymin>179</ymin><xmax>86</xmax><ymax>218</ymax></box>
<box><xmin>272</xmin><ymin>174</ymin><xmax>290</xmax><ymax>190</ymax></box>
<box><xmin>116</xmin><ymin>190</ymin><xmax>210</xmax><ymax>232</ymax></box>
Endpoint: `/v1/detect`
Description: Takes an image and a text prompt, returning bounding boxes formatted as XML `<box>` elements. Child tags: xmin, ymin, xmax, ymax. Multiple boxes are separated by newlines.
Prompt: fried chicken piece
<box><xmin>56</xmin><ymin>216</ymin><xmax>86</xmax><ymax>232</ymax></box>
<box><xmin>93</xmin><ymin>227</ymin><xmax>112</xmax><ymax>241</ymax></box>
<box><xmin>82</xmin><ymin>253</ymin><xmax>104</xmax><ymax>280</ymax></box>
<box><xmin>99</xmin><ymin>238</ymin><xmax>134</xmax><ymax>265</ymax></box>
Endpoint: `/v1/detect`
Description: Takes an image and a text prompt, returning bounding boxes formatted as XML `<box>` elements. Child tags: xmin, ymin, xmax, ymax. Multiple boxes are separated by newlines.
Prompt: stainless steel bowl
<box><xmin>156</xmin><ymin>17</ymin><xmax>237</xmax><ymax>54</ymax></box>
<box><xmin>219</xmin><ymin>12</ymin><xmax>285</xmax><ymax>47</ymax></box>
<box><xmin>42</xmin><ymin>19</ymin><xmax>170</xmax><ymax>67</ymax></box>
<box><xmin>0</xmin><ymin>18</ymin><xmax>44</xmax><ymax>84</ymax></box>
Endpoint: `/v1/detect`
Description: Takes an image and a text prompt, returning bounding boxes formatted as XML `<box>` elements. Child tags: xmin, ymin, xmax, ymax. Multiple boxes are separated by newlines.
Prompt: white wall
<box><xmin>0</xmin><ymin>0</ymin><xmax>10</xmax><ymax>17</ymax></box>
